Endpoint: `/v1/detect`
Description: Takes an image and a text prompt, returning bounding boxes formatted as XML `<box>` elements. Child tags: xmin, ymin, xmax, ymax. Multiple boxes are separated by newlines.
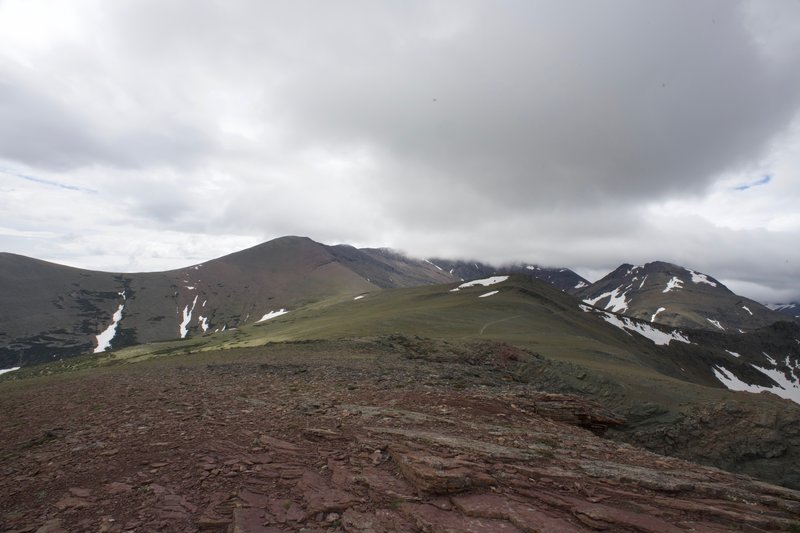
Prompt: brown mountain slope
<box><xmin>0</xmin><ymin>236</ymin><xmax>455</xmax><ymax>368</ymax></box>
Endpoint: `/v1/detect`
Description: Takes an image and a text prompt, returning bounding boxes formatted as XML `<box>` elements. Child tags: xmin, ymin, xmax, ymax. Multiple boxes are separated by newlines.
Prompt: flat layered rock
<box><xmin>1</xmin><ymin>342</ymin><xmax>798</xmax><ymax>532</ymax></box>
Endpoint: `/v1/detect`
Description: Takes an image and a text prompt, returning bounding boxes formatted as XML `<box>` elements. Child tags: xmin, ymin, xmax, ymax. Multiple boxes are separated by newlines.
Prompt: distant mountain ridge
<box><xmin>1</xmin><ymin>238</ymin><xmax>795</xmax><ymax>368</ymax></box>
<box><xmin>575</xmin><ymin>261</ymin><xmax>788</xmax><ymax>332</ymax></box>
<box><xmin>0</xmin><ymin>237</ymin><xmax>598</xmax><ymax>368</ymax></box>
<box><xmin>0</xmin><ymin>236</ymin><xmax>453</xmax><ymax>368</ymax></box>
<box><xmin>425</xmin><ymin>258</ymin><xmax>589</xmax><ymax>292</ymax></box>
<box><xmin>769</xmin><ymin>302</ymin><xmax>800</xmax><ymax>319</ymax></box>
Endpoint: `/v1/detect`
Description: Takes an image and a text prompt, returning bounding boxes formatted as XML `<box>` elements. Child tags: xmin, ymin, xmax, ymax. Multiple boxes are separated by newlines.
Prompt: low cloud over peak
<box><xmin>1</xmin><ymin>0</ymin><xmax>799</xmax><ymax>303</ymax></box>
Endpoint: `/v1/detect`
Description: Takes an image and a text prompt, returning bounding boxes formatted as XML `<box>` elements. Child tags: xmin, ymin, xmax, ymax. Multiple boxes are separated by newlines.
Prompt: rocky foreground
<box><xmin>1</xmin><ymin>340</ymin><xmax>800</xmax><ymax>532</ymax></box>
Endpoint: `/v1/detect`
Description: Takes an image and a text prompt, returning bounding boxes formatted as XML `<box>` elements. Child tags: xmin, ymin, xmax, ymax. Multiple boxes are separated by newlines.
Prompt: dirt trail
<box><xmin>1</xmin><ymin>340</ymin><xmax>799</xmax><ymax>532</ymax></box>
<box><xmin>479</xmin><ymin>315</ymin><xmax>520</xmax><ymax>335</ymax></box>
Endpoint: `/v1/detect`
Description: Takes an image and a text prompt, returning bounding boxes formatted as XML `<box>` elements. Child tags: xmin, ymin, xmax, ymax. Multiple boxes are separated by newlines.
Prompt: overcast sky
<box><xmin>1</xmin><ymin>0</ymin><xmax>799</xmax><ymax>303</ymax></box>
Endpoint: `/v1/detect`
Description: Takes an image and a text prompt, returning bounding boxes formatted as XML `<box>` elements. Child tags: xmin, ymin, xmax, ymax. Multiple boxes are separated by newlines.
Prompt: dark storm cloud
<box><xmin>272</xmin><ymin>1</ymin><xmax>800</xmax><ymax>210</ymax></box>
<box><xmin>1</xmin><ymin>0</ymin><xmax>799</xmax><ymax>302</ymax></box>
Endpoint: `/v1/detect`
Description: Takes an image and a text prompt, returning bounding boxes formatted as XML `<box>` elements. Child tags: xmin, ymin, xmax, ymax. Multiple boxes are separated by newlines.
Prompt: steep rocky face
<box><xmin>576</xmin><ymin>261</ymin><xmax>786</xmax><ymax>332</ymax></box>
<box><xmin>615</xmin><ymin>397</ymin><xmax>800</xmax><ymax>490</ymax></box>
<box><xmin>426</xmin><ymin>258</ymin><xmax>589</xmax><ymax>292</ymax></box>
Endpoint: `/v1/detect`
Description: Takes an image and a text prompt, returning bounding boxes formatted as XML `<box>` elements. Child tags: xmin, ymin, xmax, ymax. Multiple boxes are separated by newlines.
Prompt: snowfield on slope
<box><xmin>450</xmin><ymin>276</ymin><xmax>509</xmax><ymax>292</ymax></box>
<box><xmin>583</xmin><ymin>286</ymin><xmax>629</xmax><ymax>313</ymax></box>
<box><xmin>663</xmin><ymin>277</ymin><xmax>684</xmax><ymax>293</ymax></box>
<box><xmin>94</xmin><ymin>303</ymin><xmax>125</xmax><ymax>353</ymax></box>
<box><xmin>650</xmin><ymin>307</ymin><xmax>666</xmax><ymax>323</ymax></box>
<box><xmin>599</xmin><ymin>312</ymin><xmax>691</xmax><ymax>346</ymax></box>
<box><xmin>179</xmin><ymin>296</ymin><xmax>199</xmax><ymax>339</ymax></box>
<box><xmin>258</xmin><ymin>309</ymin><xmax>289</xmax><ymax>322</ymax></box>
<box><xmin>687</xmin><ymin>269</ymin><xmax>716</xmax><ymax>287</ymax></box>
<box><xmin>713</xmin><ymin>365</ymin><xmax>800</xmax><ymax>406</ymax></box>
<box><xmin>580</xmin><ymin>304</ymin><xmax>690</xmax><ymax>346</ymax></box>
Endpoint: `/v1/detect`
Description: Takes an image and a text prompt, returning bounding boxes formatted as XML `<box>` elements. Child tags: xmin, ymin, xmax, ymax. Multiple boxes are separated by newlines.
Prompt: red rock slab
<box><xmin>357</xmin><ymin>465</ymin><xmax>417</xmax><ymax>501</ymax></box>
<box><xmin>53</xmin><ymin>495</ymin><xmax>93</xmax><ymax>510</ymax></box>
<box><xmin>519</xmin><ymin>488</ymin><xmax>684</xmax><ymax>532</ymax></box>
<box><xmin>389</xmin><ymin>448</ymin><xmax>495</xmax><ymax>495</ymax></box>
<box><xmin>257</xmin><ymin>434</ymin><xmax>301</xmax><ymax>453</ymax></box>
<box><xmin>296</xmin><ymin>470</ymin><xmax>359</xmax><ymax>516</ymax></box>
<box><xmin>238</xmin><ymin>487</ymin><xmax>273</xmax><ymax>508</ymax></box>
<box><xmin>452</xmin><ymin>493</ymin><xmax>587</xmax><ymax>532</ymax></box>
<box><xmin>266</xmin><ymin>498</ymin><xmax>306</xmax><ymax>523</ymax></box>
<box><xmin>103</xmin><ymin>482</ymin><xmax>133</xmax><ymax>495</ymax></box>
<box><xmin>32</xmin><ymin>518</ymin><xmax>68</xmax><ymax>533</ymax></box>
<box><xmin>341</xmin><ymin>508</ymin><xmax>416</xmax><ymax>532</ymax></box>
<box><xmin>400</xmin><ymin>502</ymin><xmax>522</xmax><ymax>532</ymax></box>
<box><xmin>230</xmin><ymin>507</ymin><xmax>283</xmax><ymax>533</ymax></box>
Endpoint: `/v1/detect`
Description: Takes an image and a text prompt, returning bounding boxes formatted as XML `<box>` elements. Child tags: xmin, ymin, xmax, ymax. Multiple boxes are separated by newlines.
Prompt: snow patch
<box><xmin>185</xmin><ymin>286</ymin><xmax>195</xmax><ymax>290</ymax></box>
<box><xmin>258</xmin><ymin>309</ymin><xmax>288</xmax><ymax>322</ymax></box>
<box><xmin>650</xmin><ymin>307</ymin><xmax>666</xmax><ymax>323</ymax></box>
<box><xmin>706</xmin><ymin>318</ymin><xmax>725</xmax><ymax>331</ymax></box>
<box><xmin>574</xmin><ymin>281</ymin><xmax>588</xmax><ymax>289</ymax></box>
<box><xmin>725</xmin><ymin>350</ymin><xmax>741</xmax><ymax>358</ymax></box>
<box><xmin>599</xmin><ymin>312</ymin><xmax>691</xmax><ymax>346</ymax></box>
<box><xmin>579</xmin><ymin>304</ymin><xmax>593</xmax><ymax>313</ymax></box>
<box><xmin>638</xmin><ymin>275</ymin><xmax>648</xmax><ymax>290</ymax></box>
<box><xmin>424</xmin><ymin>259</ymin><xmax>443</xmax><ymax>271</ymax></box>
<box><xmin>662</xmin><ymin>277</ymin><xmax>683</xmax><ymax>293</ymax></box>
<box><xmin>713</xmin><ymin>366</ymin><xmax>768</xmax><ymax>395</ymax></box>
<box><xmin>687</xmin><ymin>270</ymin><xmax>717</xmax><ymax>287</ymax></box>
<box><xmin>583</xmin><ymin>286</ymin><xmax>629</xmax><ymax>313</ymax></box>
<box><xmin>751</xmin><ymin>365</ymin><xmax>800</xmax><ymax>404</ymax></box>
<box><xmin>353</xmin><ymin>295</ymin><xmax>366</xmax><ymax>300</ymax></box>
<box><xmin>763</xmin><ymin>352</ymin><xmax>777</xmax><ymax>366</ymax></box>
<box><xmin>450</xmin><ymin>276</ymin><xmax>509</xmax><ymax>292</ymax></box>
<box><xmin>198</xmin><ymin>315</ymin><xmax>209</xmax><ymax>333</ymax></box>
<box><xmin>479</xmin><ymin>290</ymin><xmax>499</xmax><ymax>298</ymax></box>
<box><xmin>94</xmin><ymin>303</ymin><xmax>125</xmax><ymax>353</ymax></box>
<box><xmin>179</xmin><ymin>296</ymin><xmax>199</xmax><ymax>339</ymax></box>
<box><xmin>714</xmin><ymin>365</ymin><xmax>800</xmax><ymax>405</ymax></box>
<box><xmin>0</xmin><ymin>366</ymin><xmax>21</xmax><ymax>376</ymax></box>
<box><xmin>742</xmin><ymin>306</ymin><xmax>753</xmax><ymax>316</ymax></box>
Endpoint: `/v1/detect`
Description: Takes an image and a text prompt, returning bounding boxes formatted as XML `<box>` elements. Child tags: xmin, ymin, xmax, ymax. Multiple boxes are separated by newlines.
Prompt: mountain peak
<box><xmin>577</xmin><ymin>261</ymin><xmax>781</xmax><ymax>331</ymax></box>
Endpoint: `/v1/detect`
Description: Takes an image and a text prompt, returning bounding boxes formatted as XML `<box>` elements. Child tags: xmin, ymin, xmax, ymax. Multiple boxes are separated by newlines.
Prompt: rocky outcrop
<box><xmin>2</xmin><ymin>342</ymin><xmax>799</xmax><ymax>532</ymax></box>
<box><xmin>618</xmin><ymin>397</ymin><xmax>800</xmax><ymax>490</ymax></box>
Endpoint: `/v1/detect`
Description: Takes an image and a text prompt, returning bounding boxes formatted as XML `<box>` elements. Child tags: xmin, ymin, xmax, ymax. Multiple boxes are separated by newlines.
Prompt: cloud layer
<box><xmin>1</xmin><ymin>0</ymin><xmax>799</xmax><ymax>302</ymax></box>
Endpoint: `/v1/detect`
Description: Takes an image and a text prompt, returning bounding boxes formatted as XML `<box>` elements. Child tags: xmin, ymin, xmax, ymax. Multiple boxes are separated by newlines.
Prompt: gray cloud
<box><xmin>0</xmin><ymin>0</ymin><xmax>799</xmax><ymax>302</ymax></box>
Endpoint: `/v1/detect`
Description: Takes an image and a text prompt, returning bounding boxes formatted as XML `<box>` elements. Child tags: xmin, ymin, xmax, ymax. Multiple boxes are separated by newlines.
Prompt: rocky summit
<box><xmin>2</xmin><ymin>340</ymin><xmax>800</xmax><ymax>532</ymax></box>
<box><xmin>575</xmin><ymin>261</ymin><xmax>789</xmax><ymax>332</ymax></box>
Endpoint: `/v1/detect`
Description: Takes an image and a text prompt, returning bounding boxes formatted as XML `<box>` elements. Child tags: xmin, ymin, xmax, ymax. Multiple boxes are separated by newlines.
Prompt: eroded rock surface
<box><xmin>1</xmin><ymin>341</ymin><xmax>799</xmax><ymax>532</ymax></box>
